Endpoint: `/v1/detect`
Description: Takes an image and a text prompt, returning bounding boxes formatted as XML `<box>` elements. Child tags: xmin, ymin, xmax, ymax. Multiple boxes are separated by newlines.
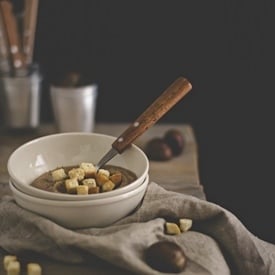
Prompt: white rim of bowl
<box><xmin>7</xmin><ymin>132</ymin><xmax>149</xmax><ymax>199</ymax></box>
<box><xmin>9</xmin><ymin>174</ymin><xmax>149</xmax><ymax>206</ymax></box>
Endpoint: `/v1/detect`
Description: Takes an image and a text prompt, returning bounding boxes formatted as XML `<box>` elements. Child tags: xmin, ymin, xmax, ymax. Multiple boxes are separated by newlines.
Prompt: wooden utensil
<box><xmin>23</xmin><ymin>0</ymin><xmax>39</xmax><ymax>65</ymax></box>
<box><xmin>0</xmin><ymin>0</ymin><xmax>26</xmax><ymax>73</ymax></box>
<box><xmin>0</xmin><ymin>12</ymin><xmax>11</xmax><ymax>74</ymax></box>
<box><xmin>95</xmin><ymin>76</ymin><xmax>192</xmax><ymax>170</ymax></box>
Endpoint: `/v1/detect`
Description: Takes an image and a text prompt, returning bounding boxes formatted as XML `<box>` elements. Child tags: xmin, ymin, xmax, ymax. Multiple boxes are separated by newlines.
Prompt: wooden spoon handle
<box><xmin>0</xmin><ymin>0</ymin><xmax>26</xmax><ymax>71</ymax></box>
<box><xmin>112</xmin><ymin>76</ymin><xmax>192</xmax><ymax>153</ymax></box>
<box><xmin>23</xmin><ymin>0</ymin><xmax>40</xmax><ymax>65</ymax></box>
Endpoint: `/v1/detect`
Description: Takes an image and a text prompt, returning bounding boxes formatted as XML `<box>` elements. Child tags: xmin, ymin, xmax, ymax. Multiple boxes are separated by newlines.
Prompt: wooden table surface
<box><xmin>0</xmin><ymin>123</ymin><xmax>205</xmax><ymax>274</ymax></box>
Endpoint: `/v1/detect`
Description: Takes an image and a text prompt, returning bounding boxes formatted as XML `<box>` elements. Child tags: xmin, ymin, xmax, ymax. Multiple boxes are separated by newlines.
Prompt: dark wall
<box><xmin>20</xmin><ymin>1</ymin><xmax>275</xmax><ymax>242</ymax></box>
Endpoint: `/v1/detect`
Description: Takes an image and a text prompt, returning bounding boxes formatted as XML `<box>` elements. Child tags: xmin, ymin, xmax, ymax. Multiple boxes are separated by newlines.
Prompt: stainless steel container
<box><xmin>0</xmin><ymin>67</ymin><xmax>42</xmax><ymax>129</ymax></box>
<box><xmin>50</xmin><ymin>84</ymin><xmax>98</xmax><ymax>132</ymax></box>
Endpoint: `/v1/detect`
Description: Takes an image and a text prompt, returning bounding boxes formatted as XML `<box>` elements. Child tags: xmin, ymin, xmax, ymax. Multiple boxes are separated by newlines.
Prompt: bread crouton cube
<box><xmin>51</xmin><ymin>168</ymin><xmax>67</xmax><ymax>181</ymax></box>
<box><xmin>82</xmin><ymin>178</ymin><xmax>97</xmax><ymax>188</ymax></box>
<box><xmin>109</xmin><ymin>172</ymin><xmax>122</xmax><ymax>186</ymax></box>
<box><xmin>95</xmin><ymin>173</ymin><xmax>109</xmax><ymax>186</ymax></box>
<box><xmin>27</xmin><ymin>263</ymin><xmax>42</xmax><ymax>275</ymax></box>
<box><xmin>179</xmin><ymin>218</ymin><xmax>193</xmax><ymax>232</ymax></box>
<box><xmin>76</xmin><ymin>185</ymin><xmax>89</xmax><ymax>195</ymax></box>
<box><xmin>80</xmin><ymin>162</ymin><xmax>96</xmax><ymax>177</ymax></box>
<box><xmin>65</xmin><ymin>178</ymin><xmax>79</xmax><ymax>194</ymax></box>
<box><xmin>97</xmin><ymin>169</ymin><xmax>110</xmax><ymax>178</ymax></box>
<box><xmin>82</xmin><ymin>178</ymin><xmax>99</xmax><ymax>194</ymax></box>
<box><xmin>88</xmin><ymin>186</ymin><xmax>100</xmax><ymax>194</ymax></box>
<box><xmin>68</xmin><ymin>168</ymin><xmax>85</xmax><ymax>181</ymax></box>
<box><xmin>101</xmin><ymin>180</ymin><xmax>115</xmax><ymax>192</ymax></box>
<box><xmin>6</xmin><ymin>260</ymin><xmax>20</xmax><ymax>275</ymax></box>
<box><xmin>165</xmin><ymin>222</ymin><xmax>181</xmax><ymax>235</ymax></box>
<box><xmin>3</xmin><ymin>255</ymin><xmax>17</xmax><ymax>270</ymax></box>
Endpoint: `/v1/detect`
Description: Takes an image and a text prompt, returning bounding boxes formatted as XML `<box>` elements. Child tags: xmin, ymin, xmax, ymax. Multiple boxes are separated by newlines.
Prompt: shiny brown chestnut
<box><xmin>164</xmin><ymin>129</ymin><xmax>185</xmax><ymax>156</ymax></box>
<box><xmin>145</xmin><ymin>138</ymin><xmax>173</xmax><ymax>161</ymax></box>
<box><xmin>145</xmin><ymin>241</ymin><xmax>187</xmax><ymax>273</ymax></box>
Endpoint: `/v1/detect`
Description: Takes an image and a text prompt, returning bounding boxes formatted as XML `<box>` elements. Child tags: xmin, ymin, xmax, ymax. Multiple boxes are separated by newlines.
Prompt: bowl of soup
<box><xmin>7</xmin><ymin>132</ymin><xmax>149</xmax><ymax>201</ymax></box>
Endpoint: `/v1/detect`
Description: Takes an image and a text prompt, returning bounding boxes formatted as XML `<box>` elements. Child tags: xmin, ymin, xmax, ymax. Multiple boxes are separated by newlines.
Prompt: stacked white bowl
<box><xmin>7</xmin><ymin>132</ymin><xmax>149</xmax><ymax>229</ymax></box>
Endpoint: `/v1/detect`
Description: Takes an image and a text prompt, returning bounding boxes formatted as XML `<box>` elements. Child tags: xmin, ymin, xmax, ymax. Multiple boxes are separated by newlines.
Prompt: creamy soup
<box><xmin>30</xmin><ymin>164</ymin><xmax>137</xmax><ymax>194</ymax></box>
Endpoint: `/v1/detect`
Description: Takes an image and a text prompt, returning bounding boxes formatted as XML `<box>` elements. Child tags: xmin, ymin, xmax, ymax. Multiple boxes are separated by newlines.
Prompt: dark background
<box><xmin>10</xmin><ymin>1</ymin><xmax>275</xmax><ymax>243</ymax></box>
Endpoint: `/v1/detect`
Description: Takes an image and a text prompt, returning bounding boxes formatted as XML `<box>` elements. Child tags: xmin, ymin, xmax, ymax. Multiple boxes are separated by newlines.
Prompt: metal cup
<box><xmin>0</xmin><ymin>67</ymin><xmax>42</xmax><ymax>129</ymax></box>
<box><xmin>50</xmin><ymin>84</ymin><xmax>98</xmax><ymax>132</ymax></box>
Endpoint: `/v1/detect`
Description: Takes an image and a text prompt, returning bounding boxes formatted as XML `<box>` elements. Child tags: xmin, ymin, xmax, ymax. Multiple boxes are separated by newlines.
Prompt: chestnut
<box><xmin>145</xmin><ymin>241</ymin><xmax>187</xmax><ymax>273</ymax></box>
<box><xmin>145</xmin><ymin>138</ymin><xmax>173</xmax><ymax>161</ymax></box>
<box><xmin>164</xmin><ymin>129</ymin><xmax>184</xmax><ymax>156</ymax></box>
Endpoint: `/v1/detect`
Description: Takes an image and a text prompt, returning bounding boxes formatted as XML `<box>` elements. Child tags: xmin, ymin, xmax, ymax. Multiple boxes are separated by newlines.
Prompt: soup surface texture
<box><xmin>30</xmin><ymin>164</ymin><xmax>137</xmax><ymax>194</ymax></box>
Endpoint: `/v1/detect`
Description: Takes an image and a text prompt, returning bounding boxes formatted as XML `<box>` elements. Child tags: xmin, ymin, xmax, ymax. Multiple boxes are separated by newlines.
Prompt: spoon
<box><xmin>95</xmin><ymin>76</ymin><xmax>192</xmax><ymax>170</ymax></box>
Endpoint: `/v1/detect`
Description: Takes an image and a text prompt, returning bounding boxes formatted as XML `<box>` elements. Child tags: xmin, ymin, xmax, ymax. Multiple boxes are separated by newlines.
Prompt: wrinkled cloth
<box><xmin>1</xmin><ymin>182</ymin><xmax>275</xmax><ymax>275</ymax></box>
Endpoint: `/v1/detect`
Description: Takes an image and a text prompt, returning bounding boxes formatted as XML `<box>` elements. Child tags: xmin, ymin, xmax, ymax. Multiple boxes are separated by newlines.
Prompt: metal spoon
<box><xmin>95</xmin><ymin>76</ymin><xmax>192</xmax><ymax>170</ymax></box>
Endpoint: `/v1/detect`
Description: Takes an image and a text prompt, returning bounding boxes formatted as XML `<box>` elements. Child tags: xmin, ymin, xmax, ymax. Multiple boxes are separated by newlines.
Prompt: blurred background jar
<box><xmin>0</xmin><ymin>64</ymin><xmax>42</xmax><ymax>131</ymax></box>
<box><xmin>49</xmin><ymin>72</ymin><xmax>98</xmax><ymax>133</ymax></box>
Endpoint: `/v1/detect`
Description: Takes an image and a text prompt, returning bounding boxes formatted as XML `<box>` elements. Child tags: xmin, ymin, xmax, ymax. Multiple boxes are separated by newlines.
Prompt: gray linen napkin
<box><xmin>1</xmin><ymin>182</ymin><xmax>275</xmax><ymax>275</ymax></box>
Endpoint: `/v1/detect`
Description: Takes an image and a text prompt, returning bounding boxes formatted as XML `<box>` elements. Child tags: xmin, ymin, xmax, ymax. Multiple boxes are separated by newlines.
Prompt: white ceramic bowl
<box><xmin>7</xmin><ymin>132</ymin><xmax>149</xmax><ymax>200</ymax></box>
<box><xmin>9</xmin><ymin>174</ymin><xmax>149</xmax><ymax>229</ymax></box>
